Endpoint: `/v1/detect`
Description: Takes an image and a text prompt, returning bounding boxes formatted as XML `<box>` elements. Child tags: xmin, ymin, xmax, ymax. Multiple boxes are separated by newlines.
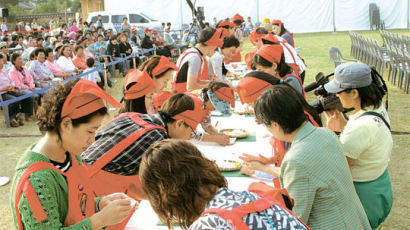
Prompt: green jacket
<box><xmin>10</xmin><ymin>145</ymin><xmax>98</xmax><ymax>229</ymax></box>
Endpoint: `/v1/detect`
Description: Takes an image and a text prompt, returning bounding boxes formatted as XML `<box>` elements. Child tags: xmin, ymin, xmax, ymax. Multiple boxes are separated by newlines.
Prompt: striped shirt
<box><xmin>280</xmin><ymin>122</ymin><xmax>371</xmax><ymax>229</ymax></box>
<box><xmin>81</xmin><ymin>113</ymin><xmax>169</xmax><ymax>176</ymax></box>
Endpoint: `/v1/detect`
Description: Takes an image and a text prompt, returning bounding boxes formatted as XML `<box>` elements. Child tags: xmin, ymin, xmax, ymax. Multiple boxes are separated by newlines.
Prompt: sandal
<box><xmin>17</xmin><ymin>113</ymin><xmax>25</xmax><ymax>126</ymax></box>
<box><xmin>10</xmin><ymin>118</ymin><xmax>19</xmax><ymax>127</ymax></box>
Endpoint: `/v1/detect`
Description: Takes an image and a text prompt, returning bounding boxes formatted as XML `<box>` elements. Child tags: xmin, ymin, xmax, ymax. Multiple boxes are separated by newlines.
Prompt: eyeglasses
<box><xmin>185</xmin><ymin>122</ymin><xmax>197</xmax><ymax>136</ymax></box>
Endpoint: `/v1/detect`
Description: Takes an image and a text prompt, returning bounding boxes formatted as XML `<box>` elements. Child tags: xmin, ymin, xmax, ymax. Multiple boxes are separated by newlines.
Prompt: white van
<box><xmin>87</xmin><ymin>11</ymin><xmax>161</xmax><ymax>33</ymax></box>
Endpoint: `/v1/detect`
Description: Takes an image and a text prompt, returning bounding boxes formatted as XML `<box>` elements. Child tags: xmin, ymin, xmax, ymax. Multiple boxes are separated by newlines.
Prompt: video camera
<box><xmin>305</xmin><ymin>72</ymin><xmax>344</xmax><ymax>114</ymax></box>
<box><xmin>306</xmin><ymin>66</ymin><xmax>388</xmax><ymax>114</ymax></box>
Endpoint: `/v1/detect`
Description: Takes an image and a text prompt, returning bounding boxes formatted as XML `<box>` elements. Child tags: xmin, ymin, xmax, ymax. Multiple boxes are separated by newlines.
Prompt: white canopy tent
<box><xmin>104</xmin><ymin>0</ymin><xmax>410</xmax><ymax>33</ymax></box>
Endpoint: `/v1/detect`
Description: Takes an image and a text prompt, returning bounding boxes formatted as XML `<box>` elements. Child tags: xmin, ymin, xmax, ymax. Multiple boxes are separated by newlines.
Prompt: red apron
<box><xmin>172</xmin><ymin>50</ymin><xmax>209</xmax><ymax>93</ymax></box>
<box><xmin>229</xmin><ymin>49</ymin><xmax>242</xmax><ymax>63</ymax></box>
<box><xmin>84</xmin><ymin>112</ymin><xmax>166</xmax><ymax>229</ymax></box>
<box><xmin>14</xmin><ymin>156</ymin><xmax>95</xmax><ymax>230</ymax></box>
<box><xmin>201</xmin><ymin>182</ymin><xmax>310</xmax><ymax>230</ymax></box>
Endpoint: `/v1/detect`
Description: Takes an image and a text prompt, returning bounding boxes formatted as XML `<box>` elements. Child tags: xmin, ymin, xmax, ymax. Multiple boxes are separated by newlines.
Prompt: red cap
<box><xmin>236</xmin><ymin>77</ymin><xmax>272</xmax><ymax>104</ymax></box>
<box><xmin>214</xmin><ymin>86</ymin><xmax>235</xmax><ymax>108</ymax></box>
<box><xmin>123</xmin><ymin>69</ymin><xmax>156</xmax><ymax>100</ymax></box>
<box><xmin>204</xmin><ymin>28</ymin><xmax>224</xmax><ymax>48</ymax></box>
<box><xmin>153</xmin><ymin>90</ymin><xmax>174</xmax><ymax>112</ymax></box>
<box><xmin>256</xmin><ymin>45</ymin><xmax>283</xmax><ymax>64</ymax></box>
<box><xmin>261</xmin><ymin>33</ymin><xmax>280</xmax><ymax>44</ymax></box>
<box><xmin>151</xmin><ymin>29</ymin><xmax>158</xmax><ymax>34</ymax></box>
<box><xmin>131</xmin><ymin>28</ymin><xmax>137</xmax><ymax>32</ymax></box>
<box><xmin>217</xmin><ymin>20</ymin><xmax>230</xmax><ymax>28</ymax></box>
<box><xmin>152</xmin><ymin>56</ymin><xmax>178</xmax><ymax>77</ymax></box>
<box><xmin>144</xmin><ymin>28</ymin><xmax>151</xmax><ymax>33</ymax></box>
<box><xmin>61</xmin><ymin>79</ymin><xmax>121</xmax><ymax>119</ymax></box>
<box><xmin>172</xmin><ymin>93</ymin><xmax>205</xmax><ymax>129</ymax></box>
<box><xmin>248</xmin><ymin>29</ymin><xmax>267</xmax><ymax>45</ymax></box>
<box><xmin>272</xmin><ymin>19</ymin><xmax>284</xmax><ymax>25</ymax></box>
<box><xmin>231</xmin><ymin>14</ymin><xmax>244</xmax><ymax>22</ymax></box>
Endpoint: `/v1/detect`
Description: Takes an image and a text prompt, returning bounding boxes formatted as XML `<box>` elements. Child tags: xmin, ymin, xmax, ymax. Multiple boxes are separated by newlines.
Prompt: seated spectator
<box><xmin>1</xmin><ymin>53</ymin><xmax>12</xmax><ymax>71</ymax></box>
<box><xmin>44</xmin><ymin>47</ymin><xmax>70</xmax><ymax>79</ymax></box>
<box><xmin>25</xmin><ymin>51</ymin><xmax>36</xmax><ymax>69</ymax></box>
<box><xmin>130</xmin><ymin>28</ymin><xmax>141</xmax><ymax>47</ymax></box>
<box><xmin>9</xmin><ymin>53</ymin><xmax>35</xmax><ymax>92</ymax></box>
<box><xmin>36</xmin><ymin>37</ymin><xmax>44</xmax><ymax>48</ymax></box>
<box><xmin>83</xmin><ymin>57</ymin><xmax>101</xmax><ymax>85</ymax></box>
<box><xmin>94</xmin><ymin>34</ymin><xmax>106</xmax><ymax>55</ymax></box>
<box><xmin>0</xmin><ymin>41</ymin><xmax>8</xmax><ymax>59</ymax></box>
<box><xmin>42</xmin><ymin>35</ymin><xmax>52</xmax><ymax>48</ymax></box>
<box><xmin>9</xmin><ymin>35</ymin><xmax>19</xmax><ymax>48</ymax></box>
<box><xmin>141</xmin><ymin>28</ymin><xmax>154</xmax><ymax>49</ymax></box>
<box><xmin>72</xmin><ymin>45</ymin><xmax>88</xmax><ymax>71</ymax></box>
<box><xmin>163</xmin><ymin>28</ymin><xmax>175</xmax><ymax>47</ymax></box>
<box><xmin>56</xmin><ymin>45</ymin><xmax>78</xmax><ymax>75</ymax></box>
<box><xmin>119</xmin><ymin>34</ymin><xmax>134</xmax><ymax>68</ymax></box>
<box><xmin>0</xmin><ymin>53</ymin><xmax>34</xmax><ymax>127</ymax></box>
<box><xmin>152</xmin><ymin>30</ymin><xmax>164</xmax><ymax>46</ymax></box>
<box><xmin>28</xmin><ymin>48</ymin><xmax>54</xmax><ymax>86</ymax></box>
<box><xmin>69</xmin><ymin>21</ymin><xmax>79</xmax><ymax>33</ymax></box>
<box><xmin>106</xmin><ymin>35</ymin><xmax>127</xmax><ymax>76</ymax></box>
<box><xmin>253</xmin><ymin>84</ymin><xmax>371</xmax><ymax>229</ymax></box>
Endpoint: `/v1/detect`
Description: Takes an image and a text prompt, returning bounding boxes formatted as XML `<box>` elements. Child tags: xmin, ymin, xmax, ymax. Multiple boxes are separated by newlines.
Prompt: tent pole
<box><xmin>257</xmin><ymin>0</ymin><xmax>260</xmax><ymax>23</ymax></box>
<box><xmin>333</xmin><ymin>0</ymin><xmax>336</xmax><ymax>32</ymax></box>
<box><xmin>180</xmin><ymin>0</ymin><xmax>184</xmax><ymax>29</ymax></box>
<box><xmin>407</xmin><ymin>0</ymin><xmax>409</xmax><ymax>28</ymax></box>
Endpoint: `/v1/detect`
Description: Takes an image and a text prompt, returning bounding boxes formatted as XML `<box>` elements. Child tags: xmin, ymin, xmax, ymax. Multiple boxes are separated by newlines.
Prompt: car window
<box><xmin>91</xmin><ymin>16</ymin><xmax>98</xmax><ymax>23</ymax></box>
<box><xmin>102</xmin><ymin>16</ymin><xmax>109</xmax><ymax>23</ymax></box>
<box><xmin>112</xmin><ymin>15</ymin><xmax>127</xmax><ymax>23</ymax></box>
<box><xmin>93</xmin><ymin>16</ymin><xmax>109</xmax><ymax>23</ymax></box>
<box><xmin>141</xmin><ymin>13</ymin><xmax>157</xmax><ymax>22</ymax></box>
<box><xmin>129</xmin><ymin>14</ymin><xmax>149</xmax><ymax>23</ymax></box>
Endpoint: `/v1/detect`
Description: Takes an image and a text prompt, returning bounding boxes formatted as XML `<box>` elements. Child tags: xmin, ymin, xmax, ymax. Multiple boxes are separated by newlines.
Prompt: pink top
<box><xmin>9</xmin><ymin>66</ymin><xmax>35</xmax><ymax>90</ymax></box>
<box><xmin>69</xmin><ymin>26</ymin><xmax>79</xmax><ymax>33</ymax></box>
<box><xmin>45</xmin><ymin>60</ymin><xmax>66</xmax><ymax>75</ymax></box>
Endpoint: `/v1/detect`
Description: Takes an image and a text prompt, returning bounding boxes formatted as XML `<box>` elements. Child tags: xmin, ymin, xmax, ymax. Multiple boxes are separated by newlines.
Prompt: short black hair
<box><xmin>33</xmin><ymin>47</ymin><xmax>45</xmax><ymax>57</ymax></box>
<box><xmin>251</xmin><ymin>54</ymin><xmax>292</xmax><ymax>77</ymax></box>
<box><xmin>256</xmin><ymin>27</ymin><xmax>268</xmax><ymax>35</ymax></box>
<box><xmin>11</xmin><ymin>35</ymin><xmax>18</xmax><ymax>41</ymax></box>
<box><xmin>167</xmin><ymin>22</ymin><xmax>171</xmax><ymax>26</ymax></box>
<box><xmin>11</xmin><ymin>52</ymin><xmax>21</xmax><ymax>65</ymax></box>
<box><xmin>109</xmin><ymin>35</ymin><xmax>117</xmax><ymax>41</ymax></box>
<box><xmin>222</xmin><ymin>36</ymin><xmax>240</xmax><ymax>49</ymax></box>
<box><xmin>198</xmin><ymin>28</ymin><xmax>216</xmax><ymax>45</ymax></box>
<box><xmin>36</xmin><ymin>37</ymin><xmax>44</xmax><ymax>42</ymax></box>
<box><xmin>345</xmin><ymin>82</ymin><xmax>384</xmax><ymax>109</ymax></box>
<box><xmin>255</xmin><ymin>84</ymin><xmax>313</xmax><ymax>134</ymax></box>
<box><xmin>86</xmin><ymin>57</ymin><xmax>95</xmax><ymax>67</ymax></box>
<box><xmin>44</xmin><ymin>47</ymin><xmax>53</xmax><ymax>57</ymax></box>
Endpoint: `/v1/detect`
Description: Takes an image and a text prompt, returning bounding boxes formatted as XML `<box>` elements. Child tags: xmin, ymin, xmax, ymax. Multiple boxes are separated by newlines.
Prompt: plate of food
<box><xmin>220</xmin><ymin>129</ymin><xmax>250</xmax><ymax>139</ymax></box>
<box><xmin>216</xmin><ymin>160</ymin><xmax>243</xmax><ymax>172</ymax></box>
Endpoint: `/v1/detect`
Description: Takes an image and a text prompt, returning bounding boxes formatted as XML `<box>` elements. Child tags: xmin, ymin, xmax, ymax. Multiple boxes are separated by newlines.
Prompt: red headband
<box><xmin>248</xmin><ymin>29</ymin><xmax>266</xmax><ymax>45</ymax></box>
<box><xmin>214</xmin><ymin>86</ymin><xmax>235</xmax><ymax>108</ymax></box>
<box><xmin>272</xmin><ymin>19</ymin><xmax>283</xmax><ymax>25</ymax></box>
<box><xmin>236</xmin><ymin>77</ymin><xmax>272</xmax><ymax>104</ymax></box>
<box><xmin>204</xmin><ymin>28</ymin><xmax>224</xmax><ymax>48</ymax></box>
<box><xmin>256</xmin><ymin>45</ymin><xmax>283</xmax><ymax>64</ymax></box>
<box><xmin>153</xmin><ymin>90</ymin><xmax>174</xmax><ymax>111</ymax></box>
<box><xmin>61</xmin><ymin>79</ymin><xmax>121</xmax><ymax>119</ymax></box>
<box><xmin>231</xmin><ymin>14</ymin><xmax>244</xmax><ymax>22</ymax></box>
<box><xmin>261</xmin><ymin>33</ymin><xmax>280</xmax><ymax>44</ymax></box>
<box><xmin>245</xmin><ymin>50</ymin><xmax>257</xmax><ymax>70</ymax></box>
<box><xmin>172</xmin><ymin>93</ymin><xmax>205</xmax><ymax>129</ymax></box>
<box><xmin>217</xmin><ymin>20</ymin><xmax>231</xmax><ymax>28</ymax></box>
<box><xmin>152</xmin><ymin>56</ymin><xmax>178</xmax><ymax>77</ymax></box>
<box><xmin>123</xmin><ymin>70</ymin><xmax>156</xmax><ymax>100</ymax></box>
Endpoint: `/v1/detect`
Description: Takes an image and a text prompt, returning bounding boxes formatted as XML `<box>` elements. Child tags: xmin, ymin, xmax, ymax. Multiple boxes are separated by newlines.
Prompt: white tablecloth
<box><xmin>125</xmin><ymin>106</ymin><xmax>275</xmax><ymax>229</ymax></box>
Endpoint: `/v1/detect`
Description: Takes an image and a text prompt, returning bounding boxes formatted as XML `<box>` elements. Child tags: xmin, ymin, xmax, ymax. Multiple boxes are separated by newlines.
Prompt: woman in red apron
<box><xmin>119</xmin><ymin>55</ymin><xmax>177</xmax><ymax>114</ymax></box>
<box><xmin>11</xmin><ymin>79</ymin><xmax>136</xmax><ymax>230</ymax></box>
<box><xmin>272</xmin><ymin>19</ymin><xmax>295</xmax><ymax>47</ymax></box>
<box><xmin>228</xmin><ymin>14</ymin><xmax>244</xmax><ymax>63</ymax></box>
<box><xmin>235</xmin><ymin>71</ymin><xmax>321</xmax><ymax>187</ymax></box>
<box><xmin>139</xmin><ymin>139</ymin><xmax>310</xmax><ymax>230</ymax></box>
<box><xmin>80</xmin><ymin>93</ymin><xmax>206</xmax><ymax>229</ymax></box>
<box><xmin>252</xmin><ymin>44</ymin><xmax>305</xmax><ymax>97</ymax></box>
<box><xmin>172</xmin><ymin>28</ymin><xmax>224</xmax><ymax>93</ymax></box>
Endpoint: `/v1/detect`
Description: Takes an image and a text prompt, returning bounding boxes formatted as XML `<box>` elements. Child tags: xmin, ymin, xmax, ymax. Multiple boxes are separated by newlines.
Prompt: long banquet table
<box><xmin>126</xmin><ymin>63</ymin><xmax>276</xmax><ymax>229</ymax></box>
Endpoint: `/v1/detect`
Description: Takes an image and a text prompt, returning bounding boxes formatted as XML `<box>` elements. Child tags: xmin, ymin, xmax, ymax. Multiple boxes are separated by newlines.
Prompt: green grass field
<box><xmin>1</xmin><ymin>29</ymin><xmax>409</xmax><ymax>229</ymax></box>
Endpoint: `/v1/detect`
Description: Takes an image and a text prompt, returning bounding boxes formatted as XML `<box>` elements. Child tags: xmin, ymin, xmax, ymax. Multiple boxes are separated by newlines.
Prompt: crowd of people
<box><xmin>4</xmin><ymin>12</ymin><xmax>393</xmax><ymax>230</ymax></box>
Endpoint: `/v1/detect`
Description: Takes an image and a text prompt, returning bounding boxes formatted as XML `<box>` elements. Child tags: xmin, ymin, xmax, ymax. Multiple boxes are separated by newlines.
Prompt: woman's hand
<box><xmin>239</xmin><ymin>153</ymin><xmax>272</xmax><ymax>164</ymax></box>
<box><xmin>99</xmin><ymin>193</ymin><xmax>130</xmax><ymax>210</ymax></box>
<box><xmin>91</xmin><ymin>194</ymin><xmax>137</xmax><ymax>229</ymax></box>
<box><xmin>215</xmin><ymin>134</ymin><xmax>230</xmax><ymax>146</ymax></box>
<box><xmin>240</xmin><ymin>166</ymin><xmax>255</xmax><ymax>176</ymax></box>
<box><xmin>324</xmin><ymin>109</ymin><xmax>347</xmax><ymax>132</ymax></box>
